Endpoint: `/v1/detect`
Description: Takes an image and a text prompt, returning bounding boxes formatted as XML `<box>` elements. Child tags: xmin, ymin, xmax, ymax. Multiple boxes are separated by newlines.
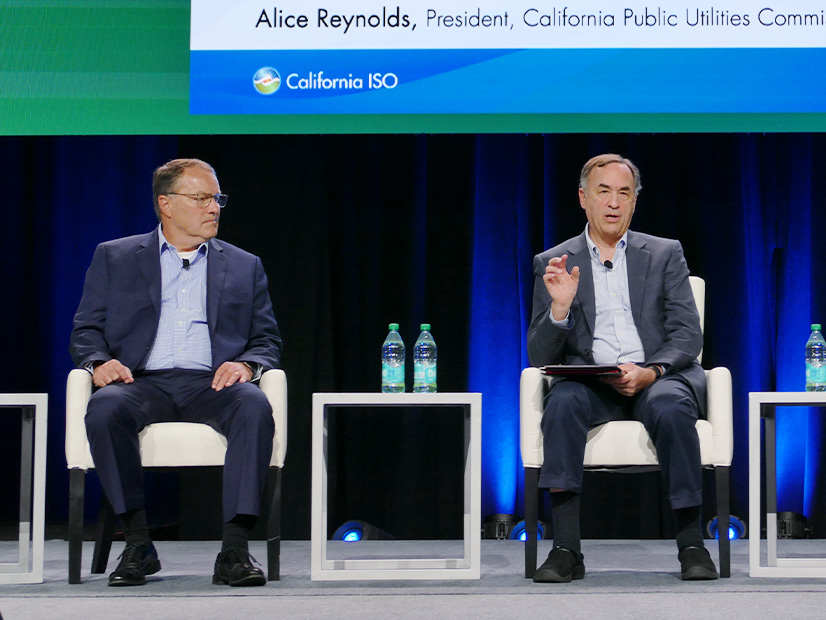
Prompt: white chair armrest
<box><xmin>260</xmin><ymin>368</ymin><xmax>288</xmax><ymax>468</ymax></box>
<box><xmin>65</xmin><ymin>368</ymin><xmax>94</xmax><ymax>470</ymax></box>
<box><xmin>520</xmin><ymin>367</ymin><xmax>546</xmax><ymax>469</ymax></box>
<box><xmin>689</xmin><ymin>276</ymin><xmax>705</xmax><ymax>365</ymax></box>
<box><xmin>705</xmin><ymin>366</ymin><xmax>733</xmax><ymax>467</ymax></box>
<box><xmin>66</xmin><ymin>367</ymin><xmax>288</xmax><ymax>471</ymax></box>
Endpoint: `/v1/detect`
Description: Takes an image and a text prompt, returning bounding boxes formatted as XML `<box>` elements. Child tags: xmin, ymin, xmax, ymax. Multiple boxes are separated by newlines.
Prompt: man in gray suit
<box><xmin>527</xmin><ymin>154</ymin><xmax>718</xmax><ymax>582</ymax></box>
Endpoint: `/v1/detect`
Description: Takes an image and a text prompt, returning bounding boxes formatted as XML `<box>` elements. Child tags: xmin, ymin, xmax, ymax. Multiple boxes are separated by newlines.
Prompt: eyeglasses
<box><xmin>167</xmin><ymin>192</ymin><xmax>228</xmax><ymax>209</ymax></box>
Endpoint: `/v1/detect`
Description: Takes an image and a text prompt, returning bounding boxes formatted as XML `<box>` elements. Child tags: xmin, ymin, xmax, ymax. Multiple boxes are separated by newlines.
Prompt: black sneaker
<box><xmin>533</xmin><ymin>547</ymin><xmax>585</xmax><ymax>583</ymax></box>
<box><xmin>679</xmin><ymin>545</ymin><xmax>719</xmax><ymax>581</ymax></box>
<box><xmin>108</xmin><ymin>541</ymin><xmax>161</xmax><ymax>586</ymax></box>
<box><xmin>213</xmin><ymin>547</ymin><xmax>266</xmax><ymax>587</ymax></box>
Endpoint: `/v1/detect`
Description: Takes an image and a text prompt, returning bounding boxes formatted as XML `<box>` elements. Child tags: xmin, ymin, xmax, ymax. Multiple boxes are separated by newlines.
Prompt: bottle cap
<box><xmin>389</xmin><ymin>323</ymin><xmax>400</xmax><ymax>330</ymax></box>
<box><xmin>420</xmin><ymin>323</ymin><xmax>431</xmax><ymax>331</ymax></box>
<box><xmin>813</xmin><ymin>324</ymin><xmax>822</xmax><ymax>331</ymax></box>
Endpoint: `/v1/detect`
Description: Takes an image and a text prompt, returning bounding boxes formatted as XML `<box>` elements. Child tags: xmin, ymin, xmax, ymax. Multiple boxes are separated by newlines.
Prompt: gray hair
<box><xmin>579</xmin><ymin>154</ymin><xmax>642</xmax><ymax>196</ymax></box>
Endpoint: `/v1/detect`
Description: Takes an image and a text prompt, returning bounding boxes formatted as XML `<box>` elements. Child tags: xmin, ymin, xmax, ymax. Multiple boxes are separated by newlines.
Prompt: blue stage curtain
<box><xmin>0</xmin><ymin>136</ymin><xmax>178</xmax><ymax>527</ymax></box>
<box><xmin>2</xmin><ymin>133</ymin><xmax>825</xmax><ymax>538</ymax></box>
<box><xmin>465</xmin><ymin>134</ymin><xmax>826</xmax><ymax>523</ymax></box>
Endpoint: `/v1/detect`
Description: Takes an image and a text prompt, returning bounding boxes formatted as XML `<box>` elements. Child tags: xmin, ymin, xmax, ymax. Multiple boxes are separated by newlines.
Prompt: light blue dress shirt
<box><xmin>550</xmin><ymin>225</ymin><xmax>645</xmax><ymax>365</ymax></box>
<box><xmin>584</xmin><ymin>226</ymin><xmax>645</xmax><ymax>365</ymax></box>
<box><xmin>145</xmin><ymin>227</ymin><xmax>212</xmax><ymax>371</ymax></box>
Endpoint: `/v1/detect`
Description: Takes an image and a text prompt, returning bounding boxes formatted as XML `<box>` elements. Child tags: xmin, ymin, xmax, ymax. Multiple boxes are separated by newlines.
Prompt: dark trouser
<box><xmin>85</xmin><ymin>369</ymin><xmax>274</xmax><ymax>522</ymax></box>
<box><xmin>539</xmin><ymin>374</ymin><xmax>702</xmax><ymax>510</ymax></box>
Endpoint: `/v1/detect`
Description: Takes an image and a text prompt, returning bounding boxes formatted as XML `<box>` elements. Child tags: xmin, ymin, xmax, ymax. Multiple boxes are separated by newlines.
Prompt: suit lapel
<box><xmin>207</xmin><ymin>238</ymin><xmax>228</xmax><ymax>335</ymax></box>
<box><xmin>626</xmin><ymin>232</ymin><xmax>650</xmax><ymax>328</ymax></box>
<box><xmin>137</xmin><ymin>230</ymin><xmax>162</xmax><ymax>317</ymax></box>
<box><xmin>568</xmin><ymin>233</ymin><xmax>595</xmax><ymax>335</ymax></box>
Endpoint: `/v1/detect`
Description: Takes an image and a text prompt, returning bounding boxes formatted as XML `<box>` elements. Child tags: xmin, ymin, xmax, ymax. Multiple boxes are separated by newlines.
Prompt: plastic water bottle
<box><xmin>413</xmin><ymin>324</ymin><xmax>437</xmax><ymax>393</ymax></box>
<box><xmin>381</xmin><ymin>323</ymin><xmax>405</xmax><ymax>393</ymax></box>
<box><xmin>806</xmin><ymin>324</ymin><xmax>826</xmax><ymax>392</ymax></box>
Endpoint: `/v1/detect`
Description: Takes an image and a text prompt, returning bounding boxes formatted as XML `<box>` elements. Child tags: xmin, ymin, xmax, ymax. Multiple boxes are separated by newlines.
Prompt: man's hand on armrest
<box><xmin>212</xmin><ymin>361</ymin><xmax>254</xmax><ymax>392</ymax></box>
<box><xmin>92</xmin><ymin>359</ymin><xmax>134</xmax><ymax>388</ymax></box>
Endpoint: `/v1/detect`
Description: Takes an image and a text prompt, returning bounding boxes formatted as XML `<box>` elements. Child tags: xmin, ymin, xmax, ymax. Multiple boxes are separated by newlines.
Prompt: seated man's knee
<box><xmin>85</xmin><ymin>387</ymin><xmax>137</xmax><ymax>434</ymax></box>
<box><xmin>233</xmin><ymin>384</ymin><xmax>274</xmax><ymax>431</ymax></box>
<box><xmin>545</xmin><ymin>381</ymin><xmax>593</xmax><ymax>419</ymax></box>
<box><xmin>642</xmin><ymin>387</ymin><xmax>698</xmax><ymax>434</ymax></box>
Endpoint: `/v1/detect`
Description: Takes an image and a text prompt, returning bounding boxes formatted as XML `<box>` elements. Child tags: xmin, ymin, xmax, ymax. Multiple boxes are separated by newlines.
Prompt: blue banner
<box><xmin>190</xmin><ymin>48</ymin><xmax>826</xmax><ymax>115</ymax></box>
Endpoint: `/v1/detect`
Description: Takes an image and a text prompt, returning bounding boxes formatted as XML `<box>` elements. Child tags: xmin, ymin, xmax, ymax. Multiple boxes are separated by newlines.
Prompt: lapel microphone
<box><xmin>182</xmin><ymin>258</ymin><xmax>190</xmax><ymax>270</ymax></box>
<box><xmin>603</xmin><ymin>260</ymin><xmax>613</xmax><ymax>270</ymax></box>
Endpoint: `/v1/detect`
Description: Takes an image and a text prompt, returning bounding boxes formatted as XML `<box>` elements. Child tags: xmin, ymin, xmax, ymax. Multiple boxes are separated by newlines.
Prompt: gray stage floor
<box><xmin>3</xmin><ymin>539</ymin><xmax>826</xmax><ymax>619</ymax></box>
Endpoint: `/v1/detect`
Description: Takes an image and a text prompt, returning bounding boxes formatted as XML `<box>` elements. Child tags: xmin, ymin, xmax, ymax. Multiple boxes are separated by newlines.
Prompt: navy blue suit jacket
<box><xmin>70</xmin><ymin>229</ymin><xmax>281</xmax><ymax>373</ymax></box>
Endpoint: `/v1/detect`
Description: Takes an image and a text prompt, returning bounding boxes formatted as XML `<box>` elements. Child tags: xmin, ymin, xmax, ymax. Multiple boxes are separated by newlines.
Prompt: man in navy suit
<box><xmin>71</xmin><ymin>158</ymin><xmax>282</xmax><ymax>587</ymax></box>
<box><xmin>527</xmin><ymin>154</ymin><xmax>718</xmax><ymax>582</ymax></box>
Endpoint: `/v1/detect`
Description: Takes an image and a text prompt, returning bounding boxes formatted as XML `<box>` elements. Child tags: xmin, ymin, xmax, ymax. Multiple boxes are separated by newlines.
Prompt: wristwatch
<box><xmin>240</xmin><ymin>361</ymin><xmax>262</xmax><ymax>382</ymax></box>
<box><xmin>647</xmin><ymin>364</ymin><xmax>663</xmax><ymax>380</ymax></box>
<box><xmin>84</xmin><ymin>360</ymin><xmax>104</xmax><ymax>374</ymax></box>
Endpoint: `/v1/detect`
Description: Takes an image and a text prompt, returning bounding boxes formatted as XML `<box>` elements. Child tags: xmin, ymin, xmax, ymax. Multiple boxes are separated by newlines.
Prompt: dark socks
<box><xmin>674</xmin><ymin>505</ymin><xmax>704</xmax><ymax>551</ymax></box>
<box><xmin>222</xmin><ymin>514</ymin><xmax>257</xmax><ymax>551</ymax></box>
<box><xmin>120</xmin><ymin>509</ymin><xmax>150</xmax><ymax>545</ymax></box>
<box><xmin>550</xmin><ymin>491</ymin><xmax>581</xmax><ymax>555</ymax></box>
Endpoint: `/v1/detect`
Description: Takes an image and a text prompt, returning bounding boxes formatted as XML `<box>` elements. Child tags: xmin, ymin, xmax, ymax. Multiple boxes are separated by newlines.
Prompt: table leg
<box><xmin>764</xmin><ymin>406</ymin><xmax>777</xmax><ymax>566</ymax></box>
<box><xmin>17</xmin><ymin>406</ymin><xmax>35</xmax><ymax>572</ymax></box>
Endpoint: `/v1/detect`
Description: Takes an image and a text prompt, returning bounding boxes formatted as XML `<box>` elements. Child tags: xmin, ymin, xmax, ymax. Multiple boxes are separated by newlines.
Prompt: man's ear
<box><xmin>157</xmin><ymin>195</ymin><xmax>172</xmax><ymax>218</ymax></box>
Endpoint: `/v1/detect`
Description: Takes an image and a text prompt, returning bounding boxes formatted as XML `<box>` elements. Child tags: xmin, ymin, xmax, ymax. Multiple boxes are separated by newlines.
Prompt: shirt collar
<box><xmin>157</xmin><ymin>224</ymin><xmax>209</xmax><ymax>258</ymax></box>
<box><xmin>584</xmin><ymin>224</ymin><xmax>627</xmax><ymax>262</ymax></box>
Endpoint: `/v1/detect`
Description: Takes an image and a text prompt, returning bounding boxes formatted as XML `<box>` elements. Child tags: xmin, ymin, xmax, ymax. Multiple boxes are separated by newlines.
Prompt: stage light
<box><xmin>508</xmin><ymin>520</ymin><xmax>547</xmax><ymax>541</ymax></box>
<box><xmin>777</xmin><ymin>512</ymin><xmax>810</xmax><ymax>539</ymax></box>
<box><xmin>331</xmin><ymin>520</ymin><xmax>395</xmax><ymax>542</ymax></box>
<box><xmin>706</xmin><ymin>515</ymin><xmax>747</xmax><ymax>540</ymax></box>
<box><xmin>333</xmin><ymin>521</ymin><xmax>365</xmax><ymax>542</ymax></box>
<box><xmin>482</xmin><ymin>514</ymin><xmax>521</xmax><ymax>540</ymax></box>
<box><xmin>482</xmin><ymin>514</ymin><xmax>549</xmax><ymax>540</ymax></box>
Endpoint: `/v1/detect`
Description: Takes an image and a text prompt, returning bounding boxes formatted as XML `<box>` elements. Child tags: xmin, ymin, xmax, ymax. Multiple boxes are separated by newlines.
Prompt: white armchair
<box><xmin>520</xmin><ymin>276</ymin><xmax>734</xmax><ymax>578</ymax></box>
<box><xmin>65</xmin><ymin>368</ymin><xmax>288</xmax><ymax>584</ymax></box>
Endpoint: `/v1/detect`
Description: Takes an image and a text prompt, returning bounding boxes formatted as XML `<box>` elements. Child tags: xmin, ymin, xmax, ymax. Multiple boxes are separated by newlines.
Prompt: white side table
<box><xmin>311</xmin><ymin>392</ymin><xmax>481</xmax><ymax>580</ymax></box>
<box><xmin>749</xmin><ymin>391</ymin><xmax>826</xmax><ymax>577</ymax></box>
<box><xmin>0</xmin><ymin>393</ymin><xmax>47</xmax><ymax>584</ymax></box>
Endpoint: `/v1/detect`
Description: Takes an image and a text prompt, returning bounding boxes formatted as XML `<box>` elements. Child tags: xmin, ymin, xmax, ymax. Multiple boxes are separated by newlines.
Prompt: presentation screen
<box><xmin>2</xmin><ymin>0</ymin><xmax>825</xmax><ymax>134</ymax></box>
<box><xmin>191</xmin><ymin>1</ymin><xmax>826</xmax><ymax>116</ymax></box>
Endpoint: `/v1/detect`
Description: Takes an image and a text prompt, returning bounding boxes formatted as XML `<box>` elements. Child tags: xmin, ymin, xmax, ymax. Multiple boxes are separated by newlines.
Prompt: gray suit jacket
<box><xmin>527</xmin><ymin>230</ymin><xmax>706</xmax><ymax>408</ymax></box>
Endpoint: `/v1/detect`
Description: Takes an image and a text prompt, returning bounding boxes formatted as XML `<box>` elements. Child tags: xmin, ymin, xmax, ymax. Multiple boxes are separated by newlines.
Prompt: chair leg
<box><xmin>525</xmin><ymin>467</ymin><xmax>540</xmax><ymax>579</ymax></box>
<box><xmin>68</xmin><ymin>469</ymin><xmax>85</xmax><ymax>584</ymax></box>
<box><xmin>267</xmin><ymin>467</ymin><xmax>282</xmax><ymax>581</ymax></box>
<box><xmin>92</xmin><ymin>493</ymin><xmax>116</xmax><ymax>574</ymax></box>
<box><xmin>715</xmin><ymin>466</ymin><xmax>731</xmax><ymax>578</ymax></box>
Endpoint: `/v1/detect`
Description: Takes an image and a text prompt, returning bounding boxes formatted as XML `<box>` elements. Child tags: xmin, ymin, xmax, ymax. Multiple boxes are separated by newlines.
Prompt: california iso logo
<box><xmin>253</xmin><ymin>67</ymin><xmax>281</xmax><ymax>95</ymax></box>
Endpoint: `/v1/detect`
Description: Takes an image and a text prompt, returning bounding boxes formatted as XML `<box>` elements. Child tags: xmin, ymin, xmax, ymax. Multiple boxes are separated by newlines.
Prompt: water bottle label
<box><xmin>382</xmin><ymin>364</ymin><xmax>404</xmax><ymax>384</ymax></box>
<box><xmin>806</xmin><ymin>363</ymin><xmax>826</xmax><ymax>385</ymax></box>
<box><xmin>414</xmin><ymin>363</ymin><xmax>436</xmax><ymax>388</ymax></box>
<box><xmin>425</xmin><ymin>366</ymin><xmax>437</xmax><ymax>386</ymax></box>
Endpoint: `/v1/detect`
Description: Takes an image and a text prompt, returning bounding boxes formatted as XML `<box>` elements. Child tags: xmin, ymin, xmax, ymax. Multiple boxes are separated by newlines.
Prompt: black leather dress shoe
<box><xmin>108</xmin><ymin>541</ymin><xmax>161</xmax><ymax>586</ymax></box>
<box><xmin>213</xmin><ymin>547</ymin><xmax>266</xmax><ymax>587</ymax></box>
<box><xmin>533</xmin><ymin>547</ymin><xmax>585</xmax><ymax>583</ymax></box>
<box><xmin>679</xmin><ymin>545</ymin><xmax>719</xmax><ymax>581</ymax></box>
